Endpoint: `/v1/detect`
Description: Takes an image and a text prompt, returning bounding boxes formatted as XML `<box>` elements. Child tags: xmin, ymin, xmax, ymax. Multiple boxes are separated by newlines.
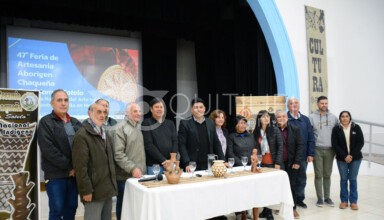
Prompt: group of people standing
<box><xmin>37</xmin><ymin>89</ymin><xmax>365</xmax><ymax>220</ymax></box>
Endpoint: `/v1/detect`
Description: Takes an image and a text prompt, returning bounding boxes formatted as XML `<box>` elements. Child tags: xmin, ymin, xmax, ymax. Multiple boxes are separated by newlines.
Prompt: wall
<box><xmin>274</xmin><ymin>0</ymin><xmax>384</xmax><ymax>125</ymax></box>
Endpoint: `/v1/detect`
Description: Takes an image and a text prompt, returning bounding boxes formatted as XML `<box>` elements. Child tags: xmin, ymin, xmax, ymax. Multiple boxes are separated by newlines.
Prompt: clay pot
<box><xmin>164</xmin><ymin>170</ymin><xmax>182</xmax><ymax>184</ymax></box>
<box><xmin>211</xmin><ymin>160</ymin><xmax>227</xmax><ymax>177</ymax></box>
<box><xmin>163</xmin><ymin>153</ymin><xmax>183</xmax><ymax>184</ymax></box>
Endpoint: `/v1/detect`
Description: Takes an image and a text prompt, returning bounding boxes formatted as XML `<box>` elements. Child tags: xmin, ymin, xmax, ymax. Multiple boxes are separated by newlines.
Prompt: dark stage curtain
<box><xmin>142</xmin><ymin>33</ymin><xmax>177</xmax><ymax>121</ymax></box>
<box><xmin>0</xmin><ymin>0</ymin><xmax>277</xmax><ymax>125</ymax></box>
<box><xmin>194</xmin><ymin>3</ymin><xmax>277</xmax><ymax>131</ymax></box>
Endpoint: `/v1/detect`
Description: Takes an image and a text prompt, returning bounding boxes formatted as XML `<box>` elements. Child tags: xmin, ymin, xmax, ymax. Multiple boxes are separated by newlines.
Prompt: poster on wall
<box><xmin>0</xmin><ymin>89</ymin><xmax>39</xmax><ymax>220</ymax></box>
<box><xmin>305</xmin><ymin>5</ymin><xmax>328</xmax><ymax>113</ymax></box>
<box><xmin>235</xmin><ymin>96</ymin><xmax>286</xmax><ymax>132</ymax></box>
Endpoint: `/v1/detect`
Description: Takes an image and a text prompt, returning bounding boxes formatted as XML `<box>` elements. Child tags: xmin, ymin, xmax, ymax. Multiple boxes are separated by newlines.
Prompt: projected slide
<box><xmin>7</xmin><ymin>27</ymin><xmax>141</xmax><ymax>119</ymax></box>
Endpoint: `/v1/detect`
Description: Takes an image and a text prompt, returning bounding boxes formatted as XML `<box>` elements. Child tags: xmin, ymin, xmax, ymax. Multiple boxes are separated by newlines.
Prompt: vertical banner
<box><xmin>0</xmin><ymin>89</ymin><xmax>39</xmax><ymax>220</ymax></box>
<box><xmin>305</xmin><ymin>6</ymin><xmax>328</xmax><ymax>113</ymax></box>
<box><xmin>235</xmin><ymin>96</ymin><xmax>286</xmax><ymax>132</ymax></box>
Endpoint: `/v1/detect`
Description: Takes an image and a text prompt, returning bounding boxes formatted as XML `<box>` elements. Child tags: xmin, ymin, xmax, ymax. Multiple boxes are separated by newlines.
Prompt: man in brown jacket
<box><xmin>72</xmin><ymin>103</ymin><xmax>117</xmax><ymax>220</ymax></box>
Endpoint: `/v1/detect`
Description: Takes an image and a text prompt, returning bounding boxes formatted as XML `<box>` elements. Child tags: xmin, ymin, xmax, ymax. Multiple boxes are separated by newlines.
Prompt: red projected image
<box><xmin>68</xmin><ymin>44</ymin><xmax>139</xmax><ymax>103</ymax></box>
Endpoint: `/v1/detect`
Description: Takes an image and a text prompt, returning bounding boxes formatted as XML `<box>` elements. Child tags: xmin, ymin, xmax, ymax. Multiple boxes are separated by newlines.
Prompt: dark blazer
<box><xmin>107</xmin><ymin>117</ymin><xmax>117</xmax><ymax>126</ymax></box>
<box><xmin>287</xmin><ymin>112</ymin><xmax>315</xmax><ymax>158</ymax></box>
<box><xmin>218</xmin><ymin>127</ymin><xmax>230</xmax><ymax>159</ymax></box>
<box><xmin>178</xmin><ymin>117</ymin><xmax>225</xmax><ymax>168</ymax></box>
<box><xmin>253</xmin><ymin>125</ymin><xmax>284</xmax><ymax>166</ymax></box>
<box><xmin>331</xmin><ymin>122</ymin><xmax>364</xmax><ymax>161</ymax></box>
<box><xmin>282</xmin><ymin>123</ymin><xmax>305</xmax><ymax>165</ymax></box>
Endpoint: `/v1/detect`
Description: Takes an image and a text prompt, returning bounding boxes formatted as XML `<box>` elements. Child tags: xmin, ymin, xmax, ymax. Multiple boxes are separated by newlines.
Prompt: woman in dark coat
<box><xmin>331</xmin><ymin>111</ymin><xmax>364</xmax><ymax>210</ymax></box>
<box><xmin>253</xmin><ymin>110</ymin><xmax>283</xmax><ymax>220</ymax></box>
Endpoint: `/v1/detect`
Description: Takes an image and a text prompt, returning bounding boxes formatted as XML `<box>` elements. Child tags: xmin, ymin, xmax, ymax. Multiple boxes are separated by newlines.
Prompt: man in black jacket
<box><xmin>178</xmin><ymin>98</ymin><xmax>225</xmax><ymax>172</ymax></box>
<box><xmin>276</xmin><ymin>110</ymin><xmax>304</xmax><ymax>219</ymax></box>
<box><xmin>142</xmin><ymin>98</ymin><xmax>178</xmax><ymax>175</ymax></box>
<box><xmin>37</xmin><ymin>89</ymin><xmax>82</xmax><ymax>220</ymax></box>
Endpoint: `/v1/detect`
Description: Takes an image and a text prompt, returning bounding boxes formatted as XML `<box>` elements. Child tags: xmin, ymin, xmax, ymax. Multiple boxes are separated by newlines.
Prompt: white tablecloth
<box><xmin>121</xmin><ymin>166</ymin><xmax>294</xmax><ymax>220</ymax></box>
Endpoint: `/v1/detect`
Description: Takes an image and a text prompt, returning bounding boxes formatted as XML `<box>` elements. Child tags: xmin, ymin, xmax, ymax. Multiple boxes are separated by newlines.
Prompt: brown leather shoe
<box><xmin>350</xmin><ymin>203</ymin><xmax>359</xmax><ymax>210</ymax></box>
<box><xmin>293</xmin><ymin>210</ymin><xmax>300</xmax><ymax>219</ymax></box>
<box><xmin>339</xmin><ymin>202</ymin><xmax>348</xmax><ymax>209</ymax></box>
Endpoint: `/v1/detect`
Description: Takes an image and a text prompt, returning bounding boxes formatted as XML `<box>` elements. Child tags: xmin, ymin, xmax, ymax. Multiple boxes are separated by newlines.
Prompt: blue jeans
<box><xmin>45</xmin><ymin>177</ymin><xmax>78</xmax><ymax>220</ymax></box>
<box><xmin>336</xmin><ymin>159</ymin><xmax>362</xmax><ymax>203</ymax></box>
<box><xmin>147</xmin><ymin>166</ymin><xmax>164</xmax><ymax>175</ymax></box>
<box><xmin>116</xmin><ymin>180</ymin><xmax>126</xmax><ymax>220</ymax></box>
<box><xmin>295</xmin><ymin>160</ymin><xmax>308</xmax><ymax>203</ymax></box>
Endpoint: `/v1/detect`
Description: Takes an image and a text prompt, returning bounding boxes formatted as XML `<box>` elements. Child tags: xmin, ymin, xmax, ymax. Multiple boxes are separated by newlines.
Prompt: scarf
<box><xmin>260</xmin><ymin>129</ymin><xmax>270</xmax><ymax>155</ymax></box>
<box><xmin>88</xmin><ymin>118</ymin><xmax>106</xmax><ymax>140</ymax></box>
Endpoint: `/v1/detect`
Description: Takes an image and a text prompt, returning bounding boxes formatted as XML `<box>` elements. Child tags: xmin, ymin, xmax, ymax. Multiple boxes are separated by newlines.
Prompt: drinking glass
<box><xmin>152</xmin><ymin>164</ymin><xmax>160</xmax><ymax>181</ymax></box>
<box><xmin>189</xmin><ymin>161</ymin><xmax>197</xmax><ymax>178</ymax></box>
<box><xmin>257</xmin><ymin>154</ymin><xmax>262</xmax><ymax>169</ymax></box>
<box><xmin>241</xmin><ymin>156</ymin><xmax>248</xmax><ymax>171</ymax></box>
<box><xmin>228</xmin><ymin>158</ymin><xmax>235</xmax><ymax>173</ymax></box>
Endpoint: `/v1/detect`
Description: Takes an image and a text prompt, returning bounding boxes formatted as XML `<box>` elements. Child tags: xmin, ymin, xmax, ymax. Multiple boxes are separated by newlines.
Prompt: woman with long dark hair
<box><xmin>253</xmin><ymin>110</ymin><xmax>283</xmax><ymax>220</ymax></box>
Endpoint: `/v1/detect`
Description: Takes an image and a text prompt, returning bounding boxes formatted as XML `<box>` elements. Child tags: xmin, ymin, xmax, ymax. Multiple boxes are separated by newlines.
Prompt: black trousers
<box><xmin>283</xmin><ymin>161</ymin><xmax>299</xmax><ymax>210</ymax></box>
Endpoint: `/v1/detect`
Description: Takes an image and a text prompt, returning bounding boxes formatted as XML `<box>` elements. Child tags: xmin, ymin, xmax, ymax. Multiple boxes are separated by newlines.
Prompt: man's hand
<box><xmin>132</xmin><ymin>168</ymin><xmax>142</xmax><ymax>178</ymax></box>
<box><xmin>274</xmin><ymin>164</ymin><xmax>281</xmax><ymax>170</ymax></box>
<box><xmin>69</xmin><ymin>169</ymin><xmax>75</xmax><ymax>177</ymax></box>
<box><xmin>83</xmin><ymin>194</ymin><xmax>92</xmax><ymax>203</ymax></box>
<box><xmin>307</xmin><ymin>156</ymin><xmax>314</xmax><ymax>163</ymax></box>
<box><xmin>292</xmin><ymin>164</ymin><xmax>300</xmax><ymax>169</ymax></box>
<box><xmin>162</xmin><ymin>160</ymin><xmax>170</xmax><ymax>168</ymax></box>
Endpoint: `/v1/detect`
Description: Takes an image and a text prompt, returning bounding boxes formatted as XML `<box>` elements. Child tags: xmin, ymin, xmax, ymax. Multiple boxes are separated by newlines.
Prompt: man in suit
<box><xmin>178</xmin><ymin>98</ymin><xmax>225</xmax><ymax>172</ymax></box>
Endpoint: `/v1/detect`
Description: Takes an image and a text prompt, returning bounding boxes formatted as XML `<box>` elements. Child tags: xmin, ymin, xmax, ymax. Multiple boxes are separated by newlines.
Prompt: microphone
<box><xmin>138</xmin><ymin>174</ymin><xmax>163</xmax><ymax>182</ymax></box>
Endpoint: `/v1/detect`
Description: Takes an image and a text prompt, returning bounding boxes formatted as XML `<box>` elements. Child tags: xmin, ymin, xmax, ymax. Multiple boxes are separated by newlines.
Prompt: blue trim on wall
<box><xmin>247</xmin><ymin>0</ymin><xmax>299</xmax><ymax>99</ymax></box>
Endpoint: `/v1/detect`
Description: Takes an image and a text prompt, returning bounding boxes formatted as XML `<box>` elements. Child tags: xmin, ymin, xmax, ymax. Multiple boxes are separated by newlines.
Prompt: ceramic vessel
<box><xmin>163</xmin><ymin>153</ymin><xmax>183</xmax><ymax>184</ymax></box>
<box><xmin>211</xmin><ymin>160</ymin><xmax>227</xmax><ymax>177</ymax></box>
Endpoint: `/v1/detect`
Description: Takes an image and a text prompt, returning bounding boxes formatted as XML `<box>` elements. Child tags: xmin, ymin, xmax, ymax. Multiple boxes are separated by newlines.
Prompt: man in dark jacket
<box><xmin>72</xmin><ymin>103</ymin><xmax>117</xmax><ymax>220</ymax></box>
<box><xmin>276</xmin><ymin>110</ymin><xmax>304</xmax><ymax>219</ymax></box>
<box><xmin>178</xmin><ymin>98</ymin><xmax>225</xmax><ymax>172</ymax></box>
<box><xmin>142</xmin><ymin>98</ymin><xmax>178</xmax><ymax>175</ymax></box>
<box><xmin>287</xmin><ymin>97</ymin><xmax>315</xmax><ymax>208</ymax></box>
<box><xmin>37</xmin><ymin>89</ymin><xmax>82</xmax><ymax>220</ymax></box>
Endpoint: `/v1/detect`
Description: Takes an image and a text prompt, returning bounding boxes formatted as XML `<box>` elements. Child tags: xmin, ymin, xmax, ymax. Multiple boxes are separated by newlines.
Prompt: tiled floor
<box><xmin>40</xmin><ymin>160</ymin><xmax>384</xmax><ymax>220</ymax></box>
<box><xmin>225</xmin><ymin>160</ymin><xmax>384</xmax><ymax>220</ymax></box>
